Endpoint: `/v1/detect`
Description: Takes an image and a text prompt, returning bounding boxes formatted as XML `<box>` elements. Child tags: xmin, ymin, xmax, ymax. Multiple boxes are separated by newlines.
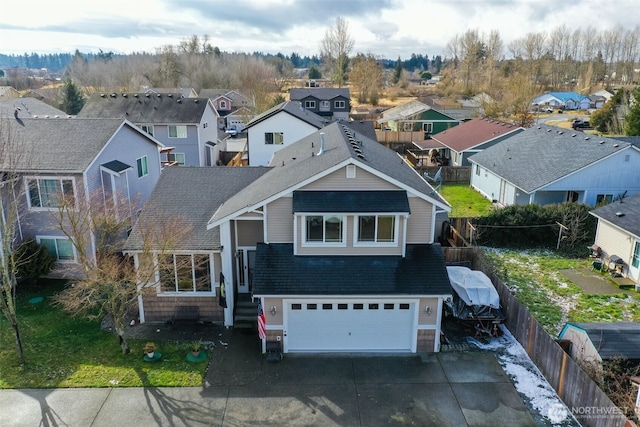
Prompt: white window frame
<box><xmin>302</xmin><ymin>214</ymin><xmax>346</xmax><ymax>247</ymax></box>
<box><xmin>168</xmin><ymin>125</ymin><xmax>187</xmax><ymax>138</ymax></box>
<box><xmin>422</xmin><ymin>122</ymin><xmax>433</xmax><ymax>133</ymax></box>
<box><xmin>137</xmin><ymin>156</ymin><xmax>149</xmax><ymax>178</ymax></box>
<box><xmin>219</xmin><ymin>100</ymin><xmax>227</xmax><ymax>110</ymax></box>
<box><xmin>167</xmin><ymin>153</ymin><xmax>186</xmax><ymax>166</ymax></box>
<box><xmin>37</xmin><ymin>235</ymin><xmax>77</xmax><ymax>262</ymax></box>
<box><xmin>304</xmin><ymin>100</ymin><xmax>316</xmax><ymax>109</ymax></box>
<box><xmin>354</xmin><ymin>215</ymin><xmax>399</xmax><ymax>247</ymax></box>
<box><xmin>159</xmin><ymin>253</ymin><xmax>213</xmax><ymax>294</ymax></box>
<box><xmin>334</xmin><ymin>100</ymin><xmax>346</xmax><ymax>109</ymax></box>
<box><xmin>25</xmin><ymin>176</ymin><xmax>75</xmax><ymax>210</ymax></box>
<box><xmin>632</xmin><ymin>241</ymin><xmax>640</xmax><ymax>269</ymax></box>
<box><xmin>319</xmin><ymin>100</ymin><xmax>330</xmax><ymax>110</ymax></box>
<box><xmin>265</xmin><ymin>132</ymin><xmax>284</xmax><ymax>145</ymax></box>
<box><xmin>403</xmin><ymin>122</ymin><xmax>413</xmax><ymax>131</ymax></box>
<box><xmin>140</xmin><ymin>124</ymin><xmax>154</xmax><ymax>137</ymax></box>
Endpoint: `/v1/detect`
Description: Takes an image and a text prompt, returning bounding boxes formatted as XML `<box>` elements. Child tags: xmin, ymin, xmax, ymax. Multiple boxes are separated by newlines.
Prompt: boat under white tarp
<box><xmin>446</xmin><ymin>266</ymin><xmax>500</xmax><ymax>309</ymax></box>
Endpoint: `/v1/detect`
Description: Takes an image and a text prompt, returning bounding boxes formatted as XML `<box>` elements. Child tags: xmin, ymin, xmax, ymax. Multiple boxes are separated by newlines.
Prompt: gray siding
<box><xmin>302</xmin><ymin>166</ymin><xmax>398</xmax><ymax>191</ymax></box>
<box><xmin>147</xmin><ymin>124</ymin><xmax>201</xmax><ymax>167</ymax></box>
<box><xmin>266</xmin><ymin>197</ymin><xmax>293</xmax><ymax>243</ymax></box>
<box><xmin>406</xmin><ymin>196</ymin><xmax>434</xmax><ymax>243</ymax></box>
<box><xmin>236</xmin><ymin>220</ymin><xmax>264</xmax><ymax>246</ymax></box>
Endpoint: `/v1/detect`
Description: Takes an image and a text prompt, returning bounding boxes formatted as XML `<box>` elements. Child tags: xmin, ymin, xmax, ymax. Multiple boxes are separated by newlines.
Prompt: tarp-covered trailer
<box><xmin>445</xmin><ymin>266</ymin><xmax>506</xmax><ymax>337</ymax></box>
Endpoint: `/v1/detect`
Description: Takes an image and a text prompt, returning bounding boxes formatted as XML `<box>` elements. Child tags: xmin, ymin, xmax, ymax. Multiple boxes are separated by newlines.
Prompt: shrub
<box><xmin>14</xmin><ymin>239</ymin><xmax>56</xmax><ymax>280</ymax></box>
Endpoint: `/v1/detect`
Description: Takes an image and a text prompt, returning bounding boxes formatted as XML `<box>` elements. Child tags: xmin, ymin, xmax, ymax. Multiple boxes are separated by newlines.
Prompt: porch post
<box><xmin>220</xmin><ymin>221</ymin><xmax>235</xmax><ymax>327</ymax></box>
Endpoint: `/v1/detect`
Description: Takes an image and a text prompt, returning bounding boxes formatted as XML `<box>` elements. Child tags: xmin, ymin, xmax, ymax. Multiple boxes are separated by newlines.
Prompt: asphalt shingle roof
<box><xmin>590</xmin><ymin>192</ymin><xmax>640</xmax><ymax>238</ymax></box>
<box><xmin>244</xmin><ymin>101</ymin><xmax>328</xmax><ymax>130</ymax></box>
<box><xmin>0</xmin><ymin>117</ymin><xmax>128</xmax><ymax>172</ymax></box>
<box><xmin>567</xmin><ymin>322</ymin><xmax>640</xmax><ymax>360</ymax></box>
<box><xmin>208</xmin><ymin>121</ymin><xmax>449</xmax><ymax>225</ymax></box>
<box><xmin>124</xmin><ymin>166</ymin><xmax>271</xmax><ymax>251</ymax></box>
<box><xmin>432</xmin><ymin>117</ymin><xmax>524</xmax><ymax>152</ymax></box>
<box><xmin>0</xmin><ymin>98</ymin><xmax>67</xmax><ymax>117</ymax></box>
<box><xmin>78</xmin><ymin>93</ymin><xmax>210</xmax><ymax>123</ymax></box>
<box><xmin>293</xmin><ymin>190</ymin><xmax>410</xmax><ymax>213</ymax></box>
<box><xmin>101</xmin><ymin>160</ymin><xmax>132</xmax><ymax>174</ymax></box>
<box><xmin>252</xmin><ymin>243</ymin><xmax>452</xmax><ymax>296</ymax></box>
<box><xmin>289</xmin><ymin>88</ymin><xmax>350</xmax><ymax>101</ymax></box>
<box><xmin>468</xmin><ymin>125</ymin><xmax>635</xmax><ymax>193</ymax></box>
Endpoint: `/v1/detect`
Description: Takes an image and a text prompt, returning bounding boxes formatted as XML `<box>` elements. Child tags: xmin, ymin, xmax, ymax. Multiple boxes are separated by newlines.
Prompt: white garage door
<box><xmin>286</xmin><ymin>300</ymin><xmax>416</xmax><ymax>352</ymax></box>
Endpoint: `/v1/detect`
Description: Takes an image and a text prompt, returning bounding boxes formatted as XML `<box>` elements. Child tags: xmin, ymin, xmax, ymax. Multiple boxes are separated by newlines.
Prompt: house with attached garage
<box><xmin>0</xmin><ymin>116</ymin><xmax>163</xmax><ymax>277</ymax></box>
<box><xmin>377</xmin><ymin>100</ymin><xmax>461</xmax><ymax>137</ymax></box>
<box><xmin>125</xmin><ymin>121</ymin><xmax>453</xmax><ymax>353</ymax></box>
<box><xmin>78</xmin><ymin>93</ymin><xmax>222</xmax><ymax>167</ymax></box>
<box><xmin>531</xmin><ymin>92</ymin><xmax>585</xmax><ymax>111</ymax></box>
<box><xmin>589</xmin><ymin>192</ymin><xmax>640</xmax><ymax>286</ymax></box>
<box><xmin>289</xmin><ymin>87</ymin><xmax>351</xmax><ymax>121</ymax></box>
<box><xmin>468</xmin><ymin>125</ymin><xmax>640</xmax><ymax>207</ymax></box>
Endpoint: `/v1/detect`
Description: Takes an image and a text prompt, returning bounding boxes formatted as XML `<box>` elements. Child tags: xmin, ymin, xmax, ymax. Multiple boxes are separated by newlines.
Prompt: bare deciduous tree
<box><xmin>320</xmin><ymin>17</ymin><xmax>355</xmax><ymax>87</ymax></box>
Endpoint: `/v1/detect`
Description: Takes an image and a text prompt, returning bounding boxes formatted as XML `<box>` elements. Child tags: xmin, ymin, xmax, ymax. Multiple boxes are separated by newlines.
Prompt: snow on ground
<box><xmin>469</xmin><ymin>326</ymin><xmax>581</xmax><ymax>427</ymax></box>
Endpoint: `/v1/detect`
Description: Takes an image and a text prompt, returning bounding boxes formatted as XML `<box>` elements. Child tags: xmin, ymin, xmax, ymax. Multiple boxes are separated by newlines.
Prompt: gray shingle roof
<box><xmin>590</xmin><ymin>192</ymin><xmax>640</xmax><ymax>238</ymax></box>
<box><xmin>78</xmin><ymin>93</ymin><xmax>210</xmax><ymax>123</ymax></box>
<box><xmin>244</xmin><ymin>101</ymin><xmax>328</xmax><ymax>130</ymax></box>
<box><xmin>0</xmin><ymin>98</ymin><xmax>67</xmax><ymax>118</ymax></box>
<box><xmin>468</xmin><ymin>125</ymin><xmax>635</xmax><ymax>193</ymax></box>
<box><xmin>567</xmin><ymin>322</ymin><xmax>640</xmax><ymax>360</ymax></box>
<box><xmin>0</xmin><ymin>118</ymin><xmax>129</xmax><ymax>172</ymax></box>
<box><xmin>101</xmin><ymin>160</ymin><xmax>132</xmax><ymax>174</ymax></box>
<box><xmin>292</xmin><ymin>190</ymin><xmax>410</xmax><ymax>213</ymax></box>
<box><xmin>124</xmin><ymin>166</ymin><xmax>271</xmax><ymax>251</ymax></box>
<box><xmin>208</xmin><ymin>122</ymin><xmax>450</xmax><ymax>225</ymax></box>
<box><xmin>252</xmin><ymin>243</ymin><xmax>452</xmax><ymax>296</ymax></box>
<box><xmin>289</xmin><ymin>88</ymin><xmax>350</xmax><ymax>101</ymax></box>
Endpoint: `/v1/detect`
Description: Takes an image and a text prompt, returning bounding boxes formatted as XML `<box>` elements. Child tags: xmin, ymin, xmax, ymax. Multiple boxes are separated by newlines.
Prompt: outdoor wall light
<box><xmin>425</xmin><ymin>306</ymin><xmax>432</xmax><ymax>315</ymax></box>
<box><xmin>270</xmin><ymin>305</ymin><xmax>277</xmax><ymax>316</ymax></box>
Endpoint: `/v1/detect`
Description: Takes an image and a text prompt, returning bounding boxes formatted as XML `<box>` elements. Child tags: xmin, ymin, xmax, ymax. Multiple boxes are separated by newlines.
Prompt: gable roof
<box><xmin>208</xmin><ymin>121</ymin><xmax>450</xmax><ymax>226</ymax></box>
<box><xmin>610</xmin><ymin>136</ymin><xmax>640</xmax><ymax>148</ymax></box>
<box><xmin>0</xmin><ymin>98</ymin><xmax>67</xmax><ymax>118</ymax></box>
<box><xmin>0</xmin><ymin>118</ymin><xmax>145</xmax><ymax>173</ymax></box>
<box><xmin>432</xmin><ymin>117</ymin><xmax>524</xmax><ymax>152</ymax></box>
<box><xmin>0</xmin><ymin>86</ymin><xmax>20</xmax><ymax>99</ymax></box>
<box><xmin>78</xmin><ymin>93</ymin><xmax>213</xmax><ymax>124</ymax></box>
<box><xmin>244</xmin><ymin>101</ymin><xmax>328</xmax><ymax>130</ymax></box>
<box><xmin>590</xmin><ymin>192</ymin><xmax>640</xmax><ymax>239</ymax></box>
<box><xmin>547</xmin><ymin>91</ymin><xmax>584</xmax><ymax>102</ymax></box>
<box><xmin>143</xmin><ymin>87</ymin><xmax>197</xmax><ymax>98</ymax></box>
<box><xmin>378</xmin><ymin>100</ymin><xmax>458</xmax><ymax>123</ymax></box>
<box><xmin>252</xmin><ymin>243</ymin><xmax>452</xmax><ymax>296</ymax></box>
<box><xmin>124</xmin><ymin>166</ymin><xmax>271</xmax><ymax>252</ymax></box>
<box><xmin>468</xmin><ymin>125</ymin><xmax>636</xmax><ymax>193</ymax></box>
<box><xmin>561</xmin><ymin>322</ymin><xmax>640</xmax><ymax>360</ymax></box>
<box><xmin>289</xmin><ymin>87</ymin><xmax>350</xmax><ymax>101</ymax></box>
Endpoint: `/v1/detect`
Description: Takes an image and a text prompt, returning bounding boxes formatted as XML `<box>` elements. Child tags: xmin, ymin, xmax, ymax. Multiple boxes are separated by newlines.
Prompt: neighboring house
<box><xmin>0</xmin><ymin>97</ymin><xmax>68</xmax><ymax>118</ymax></box>
<box><xmin>593</xmin><ymin>89</ymin><xmax>615</xmax><ymax>103</ymax></box>
<box><xmin>198</xmin><ymin>89</ymin><xmax>253</xmax><ymax>114</ymax></box>
<box><xmin>142</xmin><ymin>87</ymin><xmax>198</xmax><ymax>98</ymax></box>
<box><xmin>289</xmin><ymin>87</ymin><xmax>351</xmax><ymax>121</ymax></box>
<box><xmin>469</xmin><ymin>125</ymin><xmax>640</xmax><ymax>206</ymax></box>
<box><xmin>244</xmin><ymin>101</ymin><xmax>328</xmax><ymax>166</ymax></box>
<box><xmin>377</xmin><ymin>100</ymin><xmax>461</xmax><ymax>136</ymax></box>
<box><xmin>422</xmin><ymin>95</ymin><xmax>480</xmax><ymax>121</ymax></box>
<box><xmin>590</xmin><ymin>192</ymin><xmax>640</xmax><ymax>285</ymax></box>
<box><xmin>0</xmin><ymin>116</ymin><xmax>163</xmax><ymax>277</ymax></box>
<box><xmin>431</xmin><ymin>117</ymin><xmax>525</xmax><ymax>167</ymax></box>
<box><xmin>585</xmin><ymin>94</ymin><xmax>606</xmax><ymax>109</ymax></box>
<box><xmin>78</xmin><ymin>93</ymin><xmax>221</xmax><ymax>167</ymax></box>
<box><xmin>0</xmin><ymin>86</ymin><xmax>20</xmax><ymax>100</ymax></box>
<box><xmin>532</xmin><ymin>92</ymin><xmax>585</xmax><ymax>110</ymax></box>
<box><xmin>126</xmin><ymin>121</ymin><xmax>453</xmax><ymax>354</ymax></box>
<box><xmin>558</xmin><ymin>322</ymin><xmax>640</xmax><ymax>363</ymax></box>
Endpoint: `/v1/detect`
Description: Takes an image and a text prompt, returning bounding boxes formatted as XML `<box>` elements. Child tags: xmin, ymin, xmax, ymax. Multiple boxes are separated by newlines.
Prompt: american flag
<box><xmin>257</xmin><ymin>300</ymin><xmax>266</xmax><ymax>340</ymax></box>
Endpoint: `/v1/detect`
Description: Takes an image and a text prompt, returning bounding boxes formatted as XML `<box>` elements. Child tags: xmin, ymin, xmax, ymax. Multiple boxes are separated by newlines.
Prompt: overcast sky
<box><xmin>0</xmin><ymin>0</ymin><xmax>637</xmax><ymax>60</ymax></box>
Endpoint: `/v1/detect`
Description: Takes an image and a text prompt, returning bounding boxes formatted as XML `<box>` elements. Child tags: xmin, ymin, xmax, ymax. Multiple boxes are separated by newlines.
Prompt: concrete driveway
<box><xmin>0</xmin><ymin>329</ymin><xmax>538</xmax><ymax>427</ymax></box>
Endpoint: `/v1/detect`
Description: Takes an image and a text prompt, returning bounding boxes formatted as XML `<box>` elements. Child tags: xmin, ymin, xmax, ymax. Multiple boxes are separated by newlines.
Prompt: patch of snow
<box><xmin>470</xmin><ymin>326</ymin><xmax>579</xmax><ymax>426</ymax></box>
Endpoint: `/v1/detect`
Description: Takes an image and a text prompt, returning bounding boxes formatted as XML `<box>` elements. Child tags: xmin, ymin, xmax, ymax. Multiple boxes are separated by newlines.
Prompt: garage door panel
<box><xmin>286</xmin><ymin>301</ymin><xmax>415</xmax><ymax>352</ymax></box>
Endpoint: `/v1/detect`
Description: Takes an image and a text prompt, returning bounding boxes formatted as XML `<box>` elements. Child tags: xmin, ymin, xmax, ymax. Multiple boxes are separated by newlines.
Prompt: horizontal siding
<box><xmin>595</xmin><ymin>221</ymin><xmax>633</xmax><ymax>262</ymax></box>
<box><xmin>266</xmin><ymin>197</ymin><xmax>293</xmax><ymax>243</ymax></box>
<box><xmin>417</xmin><ymin>297</ymin><xmax>438</xmax><ymax>325</ymax></box>
<box><xmin>236</xmin><ymin>220</ymin><xmax>264</xmax><ymax>246</ymax></box>
<box><xmin>406</xmin><ymin>196</ymin><xmax>433</xmax><ymax>243</ymax></box>
<box><xmin>264</xmin><ymin>297</ymin><xmax>283</xmax><ymax>325</ymax></box>
<box><xmin>302</xmin><ymin>166</ymin><xmax>398</xmax><ymax>190</ymax></box>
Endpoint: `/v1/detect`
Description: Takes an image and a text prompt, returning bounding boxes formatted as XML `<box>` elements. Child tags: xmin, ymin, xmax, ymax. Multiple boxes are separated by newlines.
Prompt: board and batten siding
<box><xmin>266</xmin><ymin>197</ymin><xmax>293</xmax><ymax>243</ymax></box>
<box><xmin>406</xmin><ymin>196</ymin><xmax>434</xmax><ymax>243</ymax></box>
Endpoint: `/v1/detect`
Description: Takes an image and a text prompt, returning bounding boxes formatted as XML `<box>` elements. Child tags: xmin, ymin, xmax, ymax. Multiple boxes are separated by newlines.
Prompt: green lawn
<box><xmin>0</xmin><ymin>280</ymin><xmax>207</xmax><ymax>388</ymax></box>
<box><xmin>439</xmin><ymin>184</ymin><xmax>493</xmax><ymax>217</ymax></box>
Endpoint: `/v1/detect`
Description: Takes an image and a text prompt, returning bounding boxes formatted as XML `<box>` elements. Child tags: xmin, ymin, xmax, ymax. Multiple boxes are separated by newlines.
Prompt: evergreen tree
<box><xmin>61</xmin><ymin>79</ymin><xmax>85</xmax><ymax>115</ymax></box>
<box><xmin>392</xmin><ymin>57</ymin><xmax>403</xmax><ymax>84</ymax></box>
<box><xmin>625</xmin><ymin>88</ymin><xmax>640</xmax><ymax>136</ymax></box>
<box><xmin>308</xmin><ymin>65</ymin><xmax>321</xmax><ymax>79</ymax></box>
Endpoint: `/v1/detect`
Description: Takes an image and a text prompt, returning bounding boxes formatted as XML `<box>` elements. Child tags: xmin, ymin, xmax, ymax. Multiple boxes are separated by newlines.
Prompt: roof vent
<box><xmin>599</xmin><ymin>141</ymin><xmax>605</xmax><ymax>144</ymax></box>
<box><xmin>133</xmin><ymin>93</ymin><xmax>139</xmax><ymax>98</ymax></box>
<box><xmin>110</xmin><ymin>93</ymin><xmax>117</xmax><ymax>98</ymax></box>
<box><xmin>357</xmin><ymin>153</ymin><xmax>365</xmax><ymax>159</ymax></box>
<box><xmin>615</xmin><ymin>212</ymin><xmax>624</xmax><ymax>217</ymax></box>
<box><xmin>558</xmin><ymin>131</ymin><xmax>563</xmax><ymax>134</ymax></box>
<box><xmin>571</xmin><ymin>134</ymin><xmax>576</xmax><ymax>137</ymax></box>
<box><xmin>145</xmin><ymin>93</ymin><xmax>150</xmax><ymax>97</ymax></box>
<box><xmin>613</xmin><ymin>143</ymin><xmax>619</xmax><ymax>147</ymax></box>
<box><xmin>167</xmin><ymin>93</ymin><xmax>173</xmax><ymax>97</ymax></box>
<box><xmin>157</xmin><ymin>93</ymin><xmax>161</xmax><ymax>97</ymax></box>
<box><xmin>547</xmin><ymin>129</ymin><xmax>551</xmax><ymax>132</ymax></box>
<box><xmin>122</xmin><ymin>93</ymin><xmax>128</xmax><ymax>98</ymax></box>
<box><xmin>584</xmin><ymin>137</ymin><xmax>590</xmax><ymax>140</ymax></box>
<box><xmin>100</xmin><ymin>93</ymin><xmax>106</xmax><ymax>98</ymax></box>
<box><xmin>317</xmin><ymin>132</ymin><xmax>325</xmax><ymax>156</ymax></box>
<box><xmin>194</xmin><ymin>99</ymin><xmax>199</xmax><ymax>103</ymax></box>
<box><xmin>177</xmin><ymin>99</ymin><xmax>182</xmax><ymax>103</ymax></box>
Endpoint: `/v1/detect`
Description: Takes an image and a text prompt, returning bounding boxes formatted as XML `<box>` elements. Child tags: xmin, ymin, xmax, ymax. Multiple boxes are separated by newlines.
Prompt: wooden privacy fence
<box><xmin>416</xmin><ymin>166</ymin><xmax>471</xmax><ymax>184</ymax></box>
<box><xmin>443</xmin><ymin>247</ymin><xmax>629</xmax><ymax>427</ymax></box>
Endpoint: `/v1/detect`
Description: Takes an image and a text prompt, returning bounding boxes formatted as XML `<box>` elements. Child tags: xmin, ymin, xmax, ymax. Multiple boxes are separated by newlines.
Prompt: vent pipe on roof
<box><xmin>318</xmin><ymin>132</ymin><xmax>325</xmax><ymax>156</ymax></box>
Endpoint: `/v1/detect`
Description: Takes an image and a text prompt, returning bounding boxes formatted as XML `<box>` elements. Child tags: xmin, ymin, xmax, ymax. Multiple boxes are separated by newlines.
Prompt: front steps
<box><xmin>234</xmin><ymin>294</ymin><xmax>258</xmax><ymax>329</ymax></box>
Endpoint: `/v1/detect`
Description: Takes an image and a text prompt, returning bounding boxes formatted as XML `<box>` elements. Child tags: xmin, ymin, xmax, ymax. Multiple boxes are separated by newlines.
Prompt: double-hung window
<box><xmin>160</xmin><ymin>254</ymin><xmax>211</xmax><ymax>293</ymax></box>
<box><xmin>167</xmin><ymin>153</ymin><xmax>185</xmax><ymax>166</ymax></box>
<box><xmin>334</xmin><ymin>100</ymin><xmax>346</xmax><ymax>109</ymax></box>
<box><xmin>304</xmin><ymin>100</ymin><xmax>316</xmax><ymax>109</ymax></box>
<box><xmin>137</xmin><ymin>156</ymin><xmax>148</xmax><ymax>178</ymax></box>
<box><xmin>140</xmin><ymin>124</ymin><xmax>154</xmax><ymax>137</ymax></box>
<box><xmin>633</xmin><ymin>242</ymin><xmax>640</xmax><ymax>269</ymax></box>
<box><xmin>38</xmin><ymin>236</ymin><xmax>75</xmax><ymax>261</ymax></box>
<box><xmin>305</xmin><ymin>215</ymin><xmax>344</xmax><ymax>244</ymax></box>
<box><xmin>356</xmin><ymin>215</ymin><xmax>396</xmax><ymax>244</ymax></box>
<box><xmin>422</xmin><ymin>122</ymin><xmax>433</xmax><ymax>133</ymax></box>
<box><xmin>265</xmin><ymin>132</ymin><xmax>284</xmax><ymax>145</ymax></box>
<box><xmin>27</xmin><ymin>177</ymin><xmax>74</xmax><ymax>209</ymax></box>
<box><xmin>320</xmin><ymin>100</ymin><xmax>330</xmax><ymax>110</ymax></box>
<box><xmin>168</xmin><ymin>125</ymin><xmax>187</xmax><ymax>138</ymax></box>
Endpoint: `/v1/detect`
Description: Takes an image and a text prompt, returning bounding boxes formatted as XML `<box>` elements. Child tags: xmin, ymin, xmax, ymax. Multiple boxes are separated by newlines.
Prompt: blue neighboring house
<box><xmin>532</xmin><ymin>92</ymin><xmax>586</xmax><ymax>111</ymax></box>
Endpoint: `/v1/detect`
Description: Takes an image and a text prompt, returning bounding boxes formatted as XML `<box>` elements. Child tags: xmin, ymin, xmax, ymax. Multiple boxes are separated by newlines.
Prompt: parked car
<box><xmin>572</xmin><ymin>119</ymin><xmax>591</xmax><ymax>130</ymax></box>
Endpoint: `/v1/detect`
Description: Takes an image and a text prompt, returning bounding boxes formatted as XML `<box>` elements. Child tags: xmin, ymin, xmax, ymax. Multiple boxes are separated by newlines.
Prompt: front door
<box><xmin>236</xmin><ymin>248</ymin><xmax>256</xmax><ymax>294</ymax></box>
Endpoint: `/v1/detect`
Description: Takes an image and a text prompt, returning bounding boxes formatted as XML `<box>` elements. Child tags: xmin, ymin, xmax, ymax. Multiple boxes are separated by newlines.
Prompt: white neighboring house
<box><xmin>245</xmin><ymin>101</ymin><xmax>328</xmax><ymax>166</ymax></box>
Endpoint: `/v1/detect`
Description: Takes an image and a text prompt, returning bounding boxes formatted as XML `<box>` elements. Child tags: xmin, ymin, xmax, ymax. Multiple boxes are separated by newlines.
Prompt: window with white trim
<box><xmin>27</xmin><ymin>177</ymin><xmax>74</xmax><ymax>209</ymax></box>
<box><xmin>168</xmin><ymin>125</ymin><xmax>187</xmax><ymax>138</ymax></box>
<box><xmin>219</xmin><ymin>100</ymin><xmax>227</xmax><ymax>109</ymax></box>
<box><xmin>403</xmin><ymin>122</ymin><xmax>413</xmax><ymax>131</ymax></box>
<box><xmin>356</xmin><ymin>215</ymin><xmax>396</xmax><ymax>243</ymax></box>
<box><xmin>422</xmin><ymin>122</ymin><xmax>433</xmax><ymax>133</ymax></box>
<box><xmin>633</xmin><ymin>242</ymin><xmax>640</xmax><ymax>268</ymax></box>
<box><xmin>334</xmin><ymin>100</ymin><xmax>346</xmax><ymax>109</ymax></box>
<box><xmin>304</xmin><ymin>100</ymin><xmax>316</xmax><ymax>109</ymax></box>
<box><xmin>137</xmin><ymin>156</ymin><xmax>148</xmax><ymax>178</ymax></box>
<box><xmin>37</xmin><ymin>236</ymin><xmax>75</xmax><ymax>261</ymax></box>
<box><xmin>160</xmin><ymin>254</ymin><xmax>211</xmax><ymax>293</ymax></box>
<box><xmin>265</xmin><ymin>132</ymin><xmax>284</xmax><ymax>145</ymax></box>
<box><xmin>320</xmin><ymin>100</ymin><xmax>330</xmax><ymax>110</ymax></box>
<box><xmin>596</xmin><ymin>194</ymin><xmax>613</xmax><ymax>205</ymax></box>
<box><xmin>167</xmin><ymin>153</ymin><xmax>185</xmax><ymax>166</ymax></box>
<box><xmin>475</xmin><ymin>165</ymin><xmax>481</xmax><ymax>176</ymax></box>
<box><xmin>305</xmin><ymin>215</ymin><xmax>344</xmax><ymax>243</ymax></box>
<box><xmin>140</xmin><ymin>124</ymin><xmax>154</xmax><ymax>136</ymax></box>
